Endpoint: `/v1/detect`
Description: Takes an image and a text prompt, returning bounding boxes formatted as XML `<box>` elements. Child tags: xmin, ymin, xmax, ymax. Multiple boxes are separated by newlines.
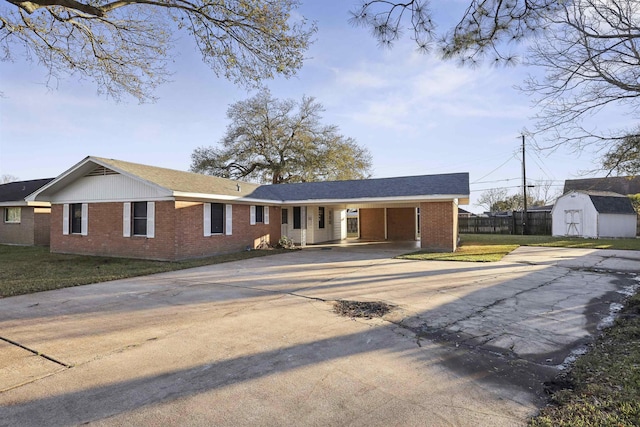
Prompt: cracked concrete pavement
<box><xmin>1</xmin><ymin>243</ymin><xmax>638</xmax><ymax>426</ymax></box>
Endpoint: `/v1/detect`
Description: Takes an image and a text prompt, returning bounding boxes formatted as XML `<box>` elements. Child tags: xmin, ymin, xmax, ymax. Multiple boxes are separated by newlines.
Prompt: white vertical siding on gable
<box><xmin>62</xmin><ymin>204</ymin><xmax>69</xmax><ymax>235</ymax></box>
<box><xmin>50</xmin><ymin>174</ymin><xmax>171</xmax><ymax>203</ymax></box>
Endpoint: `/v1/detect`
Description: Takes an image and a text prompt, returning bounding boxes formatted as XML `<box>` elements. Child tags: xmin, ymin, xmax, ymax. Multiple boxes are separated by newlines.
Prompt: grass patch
<box><xmin>400</xmin><ymin>234</ymin><xmax>640</xmax><ymax>263</ymax></box>
<box><xmin>530</xmin><ymin>292</ymin><xmax>640</xmax><ymax>426</ymax></box>
<box><xmin>0</xmin><ymin>245</ymin><xmax>289</xmax><ymax>298</ymax></box>
<box><xmin>460</xmin><ymin>234</ymin><xmax>640</xmax><ymax>251</ymax></box>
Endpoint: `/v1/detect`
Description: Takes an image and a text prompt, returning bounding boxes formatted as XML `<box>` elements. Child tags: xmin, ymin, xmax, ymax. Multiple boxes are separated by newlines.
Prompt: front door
<box><xmin>281</xmin><ymin>208</ymin><xmax>289</xmax><ymax>238</ymax></box>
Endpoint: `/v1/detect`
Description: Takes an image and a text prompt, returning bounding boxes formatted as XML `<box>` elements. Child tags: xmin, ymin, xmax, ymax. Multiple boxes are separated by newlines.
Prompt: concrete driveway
<box><xmin>1</xmin><ymin>243</ymin><xmax>639</xmax><ymax>426</ymax></box>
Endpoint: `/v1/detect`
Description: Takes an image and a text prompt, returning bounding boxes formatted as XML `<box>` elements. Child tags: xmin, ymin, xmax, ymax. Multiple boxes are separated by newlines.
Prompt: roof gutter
<box><xmin>172</xmin><ymin>192</ymin><xmax>470</xmax><ymax>206</ymax></box>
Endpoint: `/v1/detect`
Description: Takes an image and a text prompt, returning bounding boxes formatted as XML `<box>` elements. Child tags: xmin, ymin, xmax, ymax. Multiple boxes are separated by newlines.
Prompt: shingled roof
<box><xmin>93</xmin><ymin>157</ymin><xmax>264</xmax><ymax>198</ymax></box>
<box><xmin>582</xmin><ymin>191</ymin><xmax>637</xmax><ymax>214</ymax></box>
<box><xmin>249</xmin><ymin>173</ymin><xmax>469</xmax><ymax>202</ymax></box>
<box><xmin>0</xmin><ymin>178</ymin><xmax>54</xmax><ymax>203</ymax></box>
<box><xmin>29</xmin><ymin>156</ymin><xmax>470</xmax><ymax>204</ymax></box>
<box><xmin>564</xmin><ymin>176</ymin><xmax>640</xmax><ymax>195</ymax></box>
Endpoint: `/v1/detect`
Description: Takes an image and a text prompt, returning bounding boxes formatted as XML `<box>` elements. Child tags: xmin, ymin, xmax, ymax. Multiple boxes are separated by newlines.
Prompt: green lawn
<box><xmin>398</xmin><ymin>234</ymin><xmax>640</xmax><ymax>262</ymax></box>
<box><xmin>460</xmin><ymin>233</ymin><xmax>640</xmax><ymax>250</ymax></box>
<box><xmin>0</xmin><ymin>245</ymin><xmax>289</xmax><ymax>298</ymax></box>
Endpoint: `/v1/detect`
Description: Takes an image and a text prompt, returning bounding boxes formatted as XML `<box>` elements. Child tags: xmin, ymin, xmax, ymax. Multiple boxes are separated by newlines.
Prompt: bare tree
<box><xmin>1</xmin><ymin>174</ymin><xmax>18</xmax><ymax>183</ymax></box>
<box><xmin>476</xmin><ymin>188</ymin><xmax>508</xmax><ymax>213</ymax></box>
<box><xmin>528</xmin><ymin>179</ymin><xmax>560</xmax><ymax>205</ymax></box>
<box><xmin>0</xmin><ymin>0</ymin><xmax>315</xmax><ymax>102</ymax></box>
<box><xmin>191</xmin><ymin>89</ymin><xmax>372</xmax><ymax>184</ymax></box>
<box><xmin>523</xmin><ymin>0</ymin><xmax>640</xmax><ymax>173</ymax></box>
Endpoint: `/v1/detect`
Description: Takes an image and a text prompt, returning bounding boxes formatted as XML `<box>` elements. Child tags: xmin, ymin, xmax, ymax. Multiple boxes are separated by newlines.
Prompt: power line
<box><xmin>471</xmin><ymin>152</ymin><xmax>519</xmax><ymax>184</ymax></box>
<box><xmin>471</xmin><ymin>177</ymin><xmax>520</xmax><ymax>185</ymax></box>
<box><xmin>526</xmin><ymin>147</ymin><xmax>557</xmax><ymax>182</ymax></box>
<box><xmin>470</xmin><ymin>183</ymin><xmax>565</xmax><ymax>193</ymax></box>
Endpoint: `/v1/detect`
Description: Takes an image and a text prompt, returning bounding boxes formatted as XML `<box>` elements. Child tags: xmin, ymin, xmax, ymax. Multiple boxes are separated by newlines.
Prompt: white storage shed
<box><xmin>552</xmin><ymin>191</ymin><xmax>637</xmax><ymax>238</ymax></box>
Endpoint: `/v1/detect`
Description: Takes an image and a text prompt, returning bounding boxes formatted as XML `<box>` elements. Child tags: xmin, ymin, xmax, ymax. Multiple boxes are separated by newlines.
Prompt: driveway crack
<box><xmin>0</xmin><ymin>336</ymin><xmax>72</xmax><ymax>368</ymax></box>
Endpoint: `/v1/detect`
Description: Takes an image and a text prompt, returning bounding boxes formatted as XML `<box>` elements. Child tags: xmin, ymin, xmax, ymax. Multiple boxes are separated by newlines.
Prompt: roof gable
<box><xmin>92</xmin><ymin>157</ymin><xmax>263</xmax><ymax>198</ymax></box>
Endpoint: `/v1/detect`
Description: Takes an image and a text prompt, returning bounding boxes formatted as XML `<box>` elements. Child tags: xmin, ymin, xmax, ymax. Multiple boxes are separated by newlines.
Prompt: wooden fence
<box><xmin>459</xmin><ymin>212</ymin><xmax>552</xmax><ymax>235</ymax></box>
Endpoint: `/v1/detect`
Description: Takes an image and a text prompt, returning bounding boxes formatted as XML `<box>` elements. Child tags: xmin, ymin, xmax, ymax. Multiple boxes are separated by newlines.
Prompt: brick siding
<box><xmin>33</xmin><ymin>208</ymin><xmax>51</xmax><ymax>245</ymax></box>
<box><xmin>0</xmin><ymin>207</ymin><xmax>35</xmax><ymax>245</ymax></box>
<box><xmin>50</xmin><ymin>201</ymin><xmax>282</xmax><ymax>261</ymax></box>
<box><xmin>420</xmin><ymin>201</ymin><xmax>458</xmax><ymax>252</ymax></box>
<box><xmin>386</xmin><ymin>208</ymin><xmax>416</xmax><ymax>240</ymax></box>
<box><xmin>359</xmin><ymin>208</ymin><xmax>386</xmax><ymax>240</ymax></box>
<box><xmin>174</xmin><ymin>202</ymin><xmax>281</xmax><ymax>260</ymax></box>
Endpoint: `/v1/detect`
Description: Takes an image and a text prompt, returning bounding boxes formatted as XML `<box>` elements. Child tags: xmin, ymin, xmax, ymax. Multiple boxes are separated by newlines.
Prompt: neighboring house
<box><xmin>0</xmin><ymin>178</ymin><xmax>54</xmax><ymax>245</ymax></box>
<box><xmin>552</xmin><ymin>191</ymin><xmax>637</xmax><ymax>238</ymax></box>
<box><xmin>527</xmin><ymin>204</ymin><xmax>553</xmax><ymax>213</ymax></box>
<box><xmin>564</xmin><ymin>176</ymin><xmax>640</xmax><ymax>195</ymax></box>
<box><xmin>27</xmin><ymin>156</ymin><xmax>470</xmax><ymax>260</ymax></box>
<box><xmin>458</xmin><ymin>208</ymin><xmax>476</xmax><ymax>217</ymax></box>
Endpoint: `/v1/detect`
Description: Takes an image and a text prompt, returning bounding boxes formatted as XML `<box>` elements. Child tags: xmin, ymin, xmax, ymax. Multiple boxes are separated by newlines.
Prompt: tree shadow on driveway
<box><xmin>0</xmin><ymin>247</ymin><xmax>637</xmax><ymax>426</ymax></box>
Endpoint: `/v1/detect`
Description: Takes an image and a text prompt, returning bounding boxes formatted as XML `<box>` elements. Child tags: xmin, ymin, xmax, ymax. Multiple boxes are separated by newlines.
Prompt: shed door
<box><xmin>564</xmin><ymin>209</ymin><xmax>582</xmax><ymax>236</ymax></box>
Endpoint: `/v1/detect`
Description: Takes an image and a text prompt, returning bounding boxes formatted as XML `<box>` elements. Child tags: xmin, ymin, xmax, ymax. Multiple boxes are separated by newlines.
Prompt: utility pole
<box><xmin>522</xmin><ymin>134</ymin><xmax>527</xmax><ymax>235</ymax></box>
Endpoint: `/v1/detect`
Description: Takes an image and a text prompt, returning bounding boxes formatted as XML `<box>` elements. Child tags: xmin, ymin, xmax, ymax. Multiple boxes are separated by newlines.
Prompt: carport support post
<box><xmin>419</xmin><ymin>201</ymin><xmax>458</xmax><ymax>252</ymax></box>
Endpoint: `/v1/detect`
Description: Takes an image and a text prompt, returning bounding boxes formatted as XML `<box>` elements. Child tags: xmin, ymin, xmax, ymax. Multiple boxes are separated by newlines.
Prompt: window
<box><xmin>318</xmin><ymin>207</ymin><xmax>325</xmax><ymax>229</ymax></box>
<box><xmin>293</xmin><ymin>207</ymin><xmax>301</xmax><ymax>229</ymax></box>
<box><xmin>4</xmin><ymin>207</ymin><xmax>20</xmax><ymax>223</ymax></box>
<box><xmin>250</xmin><ymin>205</ymin><xmax>269</xmax><ymax>225</ymax></box>
<box><xmin>211</xmin><ymin>203</ymin><xmax>224</xmax><ymax>234</ymax></box>
<box><xmin>132</xmin><ymin>202</ymin><xmax>147</xmax><ymax>236</ymax></box>
<box><xmin>70</xmin><ymin>204</ymin><xmax>83</xmax><ymax>234</ymax></box>
<box><xmin>204</xmin><ymin>203</ymin><xmax>232</xmax><ymax>236</ymax></box>
<box><xmin>255</xmin><ymin>205</ymin><xmax>264</xmax><ymax>223</ymax></box>
<box><xmin>282</xmin><ymin>208</ymin><xmax>288</xmax><ymax>225</ymax></box>
<box><xmin>63</xmin><ymin>203</ymin><xmax>87</xmax><ymax>236</ymax></box>
<box><xmin>123</xmin><ymin>202</ymin><xmax>154</xmax><ymax>238</ymax></box>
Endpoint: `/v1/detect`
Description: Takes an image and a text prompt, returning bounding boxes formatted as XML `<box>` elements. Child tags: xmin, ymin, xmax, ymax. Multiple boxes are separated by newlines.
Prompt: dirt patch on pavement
<box><xmin>333</xmin><ymin>300</ymin><xmax>395</xmax><ymax>319</ymax></box>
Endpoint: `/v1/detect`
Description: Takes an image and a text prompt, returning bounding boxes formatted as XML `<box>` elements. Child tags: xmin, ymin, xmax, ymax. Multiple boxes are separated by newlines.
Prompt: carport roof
<box><xmin>247</xmin><ymin>173</ymin><xmax>470</xmax><ymax>203</ymax></box>
<box><xmin>28</xmin><ymin>156</ymin><xmax>470</xmax><ymax>205</ymax></box>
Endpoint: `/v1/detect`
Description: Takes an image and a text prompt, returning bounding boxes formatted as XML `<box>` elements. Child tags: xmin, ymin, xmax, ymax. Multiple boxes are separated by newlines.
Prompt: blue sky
<box><xmin>0</xmin><ymin>1</ymin><xmax>621</xmax><ymax>213</ymax></box>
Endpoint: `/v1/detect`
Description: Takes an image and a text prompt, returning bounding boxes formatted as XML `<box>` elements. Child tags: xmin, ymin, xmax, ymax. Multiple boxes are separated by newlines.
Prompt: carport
<box><xmin>270</xmin><ymin>174</ymin><xmax>469</xmax><ymax>252</ymax></box>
